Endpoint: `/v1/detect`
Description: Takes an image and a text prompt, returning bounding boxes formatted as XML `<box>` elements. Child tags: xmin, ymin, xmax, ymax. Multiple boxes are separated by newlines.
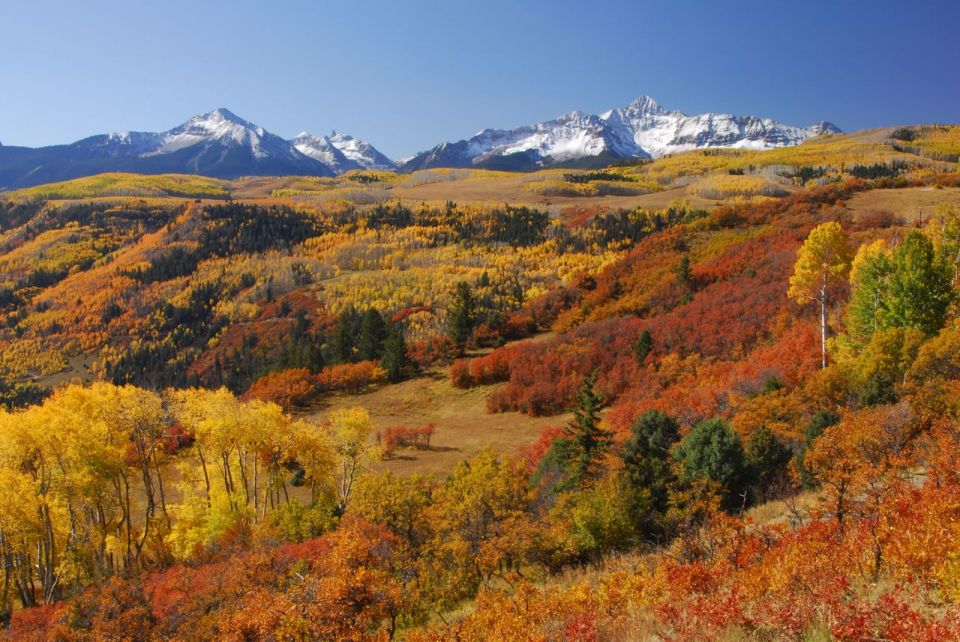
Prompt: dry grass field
<box><xmin>845</xmin><ymin>185</ymin><xmax>960</xmax><ymax>222</ymax></box>
<box><xmin>316</xmin><ymin>366</ymin><xmax>569</xmax><ymax>476</ymax></box>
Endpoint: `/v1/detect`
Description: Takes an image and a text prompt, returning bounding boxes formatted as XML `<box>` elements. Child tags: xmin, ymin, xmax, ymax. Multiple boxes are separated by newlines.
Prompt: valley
<box><xmin>2</xmin><ymin>122</ymin><xmax>960</xmax><ymax>640</ymax></box>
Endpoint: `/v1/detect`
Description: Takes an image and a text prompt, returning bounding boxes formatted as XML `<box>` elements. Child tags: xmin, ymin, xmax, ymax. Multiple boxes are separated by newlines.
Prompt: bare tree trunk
<box><xmin>820</xmin><ymin>280</ymin><xmax>828</xmax><ymax>369</ymax></box>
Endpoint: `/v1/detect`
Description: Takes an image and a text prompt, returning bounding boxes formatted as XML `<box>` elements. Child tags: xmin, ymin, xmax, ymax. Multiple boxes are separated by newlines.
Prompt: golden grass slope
<box><xmin>6</xmin><ymin>173</ymin><xmax>230</xmax><ymax>201</ymax></box>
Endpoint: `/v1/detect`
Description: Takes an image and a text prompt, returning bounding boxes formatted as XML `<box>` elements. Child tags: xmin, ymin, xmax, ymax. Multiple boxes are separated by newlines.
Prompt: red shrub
<box><xmin>316</xmin><ymin>361</ymin><xmax>385</xmax><ymax>393</ymax></box>
<box><xmin>243</xmin><ymin>367</ymin><xmax>319</xmax><ymax>409</ymax></box>
<box><xmin>380</xmin><ymin>423</ymin><xmax>436</xmax><ymax>456</ymax></box>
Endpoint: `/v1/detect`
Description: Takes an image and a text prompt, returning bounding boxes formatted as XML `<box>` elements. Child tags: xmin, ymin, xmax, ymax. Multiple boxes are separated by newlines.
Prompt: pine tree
<box><xmin>620</xmin><ymin>410</ymin><xmax>678</xmax><ymax>512</ymax></box>
<box><xmin>563</xmin><ymin>369</ymin><xmax>611</xmax><ymax>484</ymax></box>
<box><xmin>634</xmin><ymin>329</ymin><xmax>653</xmax><ymax>365</ymax></box>
<box><xmin>381</xmin><ymin>323</ymin><xmax>409</xmax><ymax>383</ymax></box>
<box><xmin>357</xmin><ymin>309</ymin><xmax>387</xmax><ymax>361</ymax></box>
<box><xmin>447</xmin><ymin>281</ymin><xmax>477</xmax><ymax>350</ymax></box>
<box><xmin>330</xmin><ymin>308</ymin><xmax>360</xmax><ymax>364</ymax></box>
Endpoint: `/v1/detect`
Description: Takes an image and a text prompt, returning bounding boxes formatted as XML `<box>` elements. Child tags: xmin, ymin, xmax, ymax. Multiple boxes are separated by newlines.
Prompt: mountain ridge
<box><xmin>401</xmin><ymin>94</ymin><xmax>841</xmax><ymax>171</ymax></box>
<box><xmin>0</xmin><ymin>97</ymin><xmax>840</xmax><ymax>188</ymax></box>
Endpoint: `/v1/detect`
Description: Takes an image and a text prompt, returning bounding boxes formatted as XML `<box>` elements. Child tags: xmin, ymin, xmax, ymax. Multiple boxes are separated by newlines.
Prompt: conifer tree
<box><xmin>448</xmin><ymin>281</ymin><xmax>477</xmax><ymax>350</ymax></box>
<box><xmin>562</xmin><ymin>369</ymin><xmax>611</xmax><ymax>484</ymax></box>
<box><xmin>358</xmin><ymin>309</ymin><xmax>387</xmax><ymax>361</ymax></box>
<box><xmin>381</xmin><ymin>323</ymin><xmax>409</xmax><ymax>383</ymax></box>
<box><xmin>634</xmin><ymin>329</ymin><xmax>653</xmax><ymax>365</ymax></box>
<box><xmin>330</xmin><ymin>308</ymin><xmax>360</xmax><ymax>364</ymax></box>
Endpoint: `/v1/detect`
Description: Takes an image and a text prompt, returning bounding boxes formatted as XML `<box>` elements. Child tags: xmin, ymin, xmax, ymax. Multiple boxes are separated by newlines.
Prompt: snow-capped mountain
<box><xmin>0</xmin><ymin>109</ymin><xmax>334</xmax><ymax>189</ymax></box>
<box><xmin>401</xmin><ymin>95</ymin><xmax>840</xmax><ymax>171</ymax></box>
<box><xmin>292</xmin><ymin>131</ymin><xmax>396</xmax><ymax>173</ymax></box>
<box><xmin>0</xmin><ymin>98</ymin><xmax>840</xmax><ymax>188</ymax></box>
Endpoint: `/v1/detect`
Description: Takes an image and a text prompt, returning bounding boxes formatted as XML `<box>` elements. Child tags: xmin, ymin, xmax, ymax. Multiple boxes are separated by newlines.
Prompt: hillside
<box><xmin>1</xmin><ymin>125</ymin><xmax>960</xmax><ymax>640</ymax></box>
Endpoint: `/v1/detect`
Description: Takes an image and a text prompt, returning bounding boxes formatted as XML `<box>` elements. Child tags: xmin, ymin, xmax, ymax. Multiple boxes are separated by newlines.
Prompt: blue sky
<box><xmin>1</xmin><ymin>0</ymin><xmax>957</xmax><ymax>158</ymax></box>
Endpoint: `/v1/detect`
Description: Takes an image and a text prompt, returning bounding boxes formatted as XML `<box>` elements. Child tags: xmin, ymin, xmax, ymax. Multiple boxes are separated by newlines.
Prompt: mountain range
<box><xmin>0</xmin><ymin>97</ymin><xmax>840</xmax><ymax>188</ymax></box>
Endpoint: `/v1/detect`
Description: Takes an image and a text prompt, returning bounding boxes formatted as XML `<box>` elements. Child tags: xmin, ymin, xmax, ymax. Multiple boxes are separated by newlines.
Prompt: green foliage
<box><xmin>621</xmin><ymin>410</ymin><xmax>679</xmax><ymax>513</ymax></box>
<box><xmin>885</xmin><ymin>231</ymin><xmax>954</xmax><ymax>336</ymax></box>
<box><xmin>745</xmin><ymin>426</ymin><xmax>792</xmax><ymax>502</ymax></box>
<box><xmin>330</xmin><ymin>307</ymin><xmax>361</xmax><ymax>364</ymax></box>
<box><xmin>796</xmin><ymin>411</ymin><xmax>841</xmax><ymax>487</ymax></box>
<box><xmin>0</xmin><ymin>378</ymin><xmax>49</xmax><ymax>410</ymax></box>
<box><xmin>847</xmin><ymin>240</ymin><xmax>894</xmax><ymax>343</ymax></box>
<box><xmin>561</xmin><ymin>370</ymin><xmax>611</xmax><ymax>486</ymax></box>
<box><xmin>634</xmin><ymin>329</ymin><xmax>653</xmax><ymax>365</ymax></box>
<box><xmin>675</xmin><ymin>417</ymin><xmax>748</xmax><ymax>511</ymax></box>
<box><xmin>380</xmin><ymin>323</ymin><xmax>409</xmax><ymax>383</ymax></box>
<box><xmin>358</xmin><ymin>309</ymin><xmax>387</xmax><ymax>361</ymax></box>
<box><xmin>447</xmin><ymin>281</ymin><xmax>477</xmax><ymax>349</ymax></box>
<box><xmin>547</xmin><ymin>470</ymin><xmax>646</xmax><ymax>563</ymax></box>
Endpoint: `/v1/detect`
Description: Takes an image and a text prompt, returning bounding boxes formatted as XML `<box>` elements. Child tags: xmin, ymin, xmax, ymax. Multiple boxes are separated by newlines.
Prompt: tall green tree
<box><xmin>634</xmin><ymin>329</ymin><xmax>653</xmax><ymax>365</ymax></box>
<box><xmin>885</xmin><ymin>230</ymin><xmax>954</xmax><ymax>336</ymax></box>
<box><xmin>562</xmin><ymin>370</ymin><xmax>611</xmax><ymax>485</ymax></box>
<box><xmin>846</xmin><ymin>239</ymin><xmax>893</xmax><ymax>343</ymax></box>
<box><xmin>357</xmin><ymin>309</ymin><xmax>388</xmax><ymax>361</ymax></box>
<box><xmin>620</xmin><ymin>410</ymin><xmax>679</xmax><ymax>512</ymax></box>
<box><xmin>381</xmin><ymin>323</ymin><xmax>409</xmax><ymax>383</ymax></box>
<box><xmin>330</xmin><ymin>308</ymin><xmax>360</xmax><ymax>364</ymax></box>
<box><xmin>675</xmin><ymin>417</ymin><xmax>748</xmax><ymax>511</ymax></box>
<box><xmin>447</xmin><ymin>281</ymin><xmax>477</xmax><ymax>350</ymax></box>
<box><xmin>788</xmin><ymin>221</ymin><xmax>853</xmax><ymax>368</ymax></box>
<box><xmin>744</xmin><ymin>426</ymin><xmax>792</xmax><ymax>502</ymax></box>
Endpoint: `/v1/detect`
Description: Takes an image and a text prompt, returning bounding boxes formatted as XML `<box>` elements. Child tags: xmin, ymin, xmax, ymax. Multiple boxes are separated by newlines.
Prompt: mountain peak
<box><xmin>291</xmin><ymin>130</ymin><xmax>396</xmax><ymax>172</ymax></box>
<box><xmin>203</xmin><ymin>107</ymin><xmax>247</xmax><ymax>124</ymax></box>
<box><xmin>625</xmin><ymin>94</ymin><xmax>666</xmax><ymax>115</ymax></box>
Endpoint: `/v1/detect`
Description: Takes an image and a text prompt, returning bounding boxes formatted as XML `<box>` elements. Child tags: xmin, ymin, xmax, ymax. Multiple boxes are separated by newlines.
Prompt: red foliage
<box><xmin>520</xmin><ymin>425</ymin><xmax>565</xmax><ymax>472</ymax></box>
<box><xmin>380</xmin><ymin>423</ymin><xmax>436</xmax><ymax>456</ymax></box>
<box><xmin>407</xmin><ymin>336</ymin><xmax>459</xmax><ymax>366</ymax></box>
<box><xmin>242</xmin><ymin>367</ymin><xmax>319</xmax><ymax>409</ymax></box>
<box><xmin>316</xmin><ymin>360</ymin><xmax>385</xmax><ymax>393</ymax></box>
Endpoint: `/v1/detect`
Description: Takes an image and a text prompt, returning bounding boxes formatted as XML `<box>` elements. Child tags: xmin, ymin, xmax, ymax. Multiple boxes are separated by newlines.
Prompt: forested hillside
<box><xmin>1</xmin><ymin>126</ymin><xmax>960</xmax><ymax>640</ymax></box>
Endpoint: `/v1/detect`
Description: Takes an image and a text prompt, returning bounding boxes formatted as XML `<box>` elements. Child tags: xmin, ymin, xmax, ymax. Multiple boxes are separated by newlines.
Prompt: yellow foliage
<box><xmin>8</xmin><ymin>172</ymin><xmax>230</xmax><ymax>201</ymax></box>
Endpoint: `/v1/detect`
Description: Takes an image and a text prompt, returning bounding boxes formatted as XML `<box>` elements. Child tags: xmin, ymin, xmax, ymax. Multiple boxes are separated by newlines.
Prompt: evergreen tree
<box><xmin>447</xmin><ymin>281</ymin><xmax>477</xmax><ymax>350</ymax></box>
<box><xmin>634</xmin><ymin>329</ymin><xmax>653</xmax><ymax>365</ymax></box>
<box><xmin>562</xmin><ymin>369</ymin><xmax>611</xmax><ymax>485</ymax></box>
<box><xmin>620</xmin><ymin>410</ymin><xmax>679</xmax><ymax>512</ymax></box>
<box><xmin>330</xmin><ymin>308</ymin><xmax>360</xmax><ymax>364</ymax></box>
<box><xmin>357</xmin><ymin>309</ymin><xmax>388</xmax><ymax>361</ymax></box>
<box><xmin>795</xmin><ymin>411</ymin><xmax>840</xmax><ymax>487</ymax></box>
<box><xmin>675</xmin><ymin>417</ymin><xmax>749</xmax><ymax>511</ymax></box>
<box><xmin>381</xmin><ymin>323</ymin><xmax>409</xmax><ymax>383</ymax></box>
<box><xmin>744</xmin><ymin>426</ymin><xmax>792</xmax><ymax>502</ymax></box>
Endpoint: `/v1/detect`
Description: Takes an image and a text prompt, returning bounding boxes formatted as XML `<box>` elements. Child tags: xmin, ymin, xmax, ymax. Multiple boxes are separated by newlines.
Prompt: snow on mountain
<box><xmin>0</xmin><ymin>109</ymin><xmax>334</xmax><ymax>188</ymax></box>
<box><xmin>0</xmin><ymin>99</ymin><xmax>841</xmax><ymax>188</ymax></box>
<box><xmin>402</xmin><ymin>95</ymin><xmax>840</xmax><ymax>171</ymax></box>
<box><xmin>327</xmin><ymin>132</ymin><xmax>396</xmax><ymax>171</ymax></box>
<box><xmin>292</xmin><ymin>131</ymin><xmax>396</xmax><ymax>173</ymax></box>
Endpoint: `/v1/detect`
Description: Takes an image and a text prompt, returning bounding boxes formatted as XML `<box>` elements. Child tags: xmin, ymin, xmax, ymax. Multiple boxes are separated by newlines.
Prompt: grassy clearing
<box><xmin>313</xmin><ymin>366</ymin><xmax>568</xmax><ymax>476</ymax></box>
<box><xmin>846</xmin><ymin>185</ymin><xmax>960</xmax><ymax>221</ymax></box>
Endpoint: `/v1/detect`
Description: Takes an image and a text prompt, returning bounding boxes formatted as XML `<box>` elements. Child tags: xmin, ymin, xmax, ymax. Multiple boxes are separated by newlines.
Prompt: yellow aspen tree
<box><xmin>788</xmin><ymin>221</ymin><xmax>853</xmax><ymax>368</ymax></box>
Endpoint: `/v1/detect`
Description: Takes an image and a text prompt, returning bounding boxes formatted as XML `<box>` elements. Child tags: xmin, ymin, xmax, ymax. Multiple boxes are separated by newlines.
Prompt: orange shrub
<box><xmin>316</xmin><ymin>360</ymin><xmax>386</xmax><ymax>392</ymax></box>
<box><xmin>243</xmin><ymin>367</ymin><xmax>319</xmax><ymax>409</ymax></box>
